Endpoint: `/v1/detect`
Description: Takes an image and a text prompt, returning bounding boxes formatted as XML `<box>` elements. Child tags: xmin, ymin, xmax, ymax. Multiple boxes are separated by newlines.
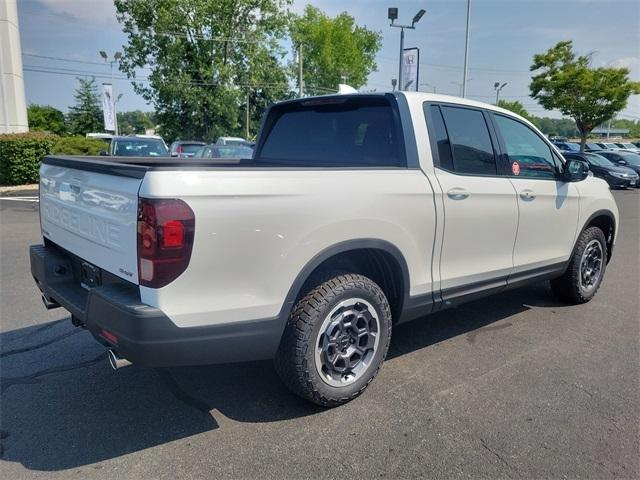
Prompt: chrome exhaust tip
<box><xmin>108</xmin><ymin>349</ymin><xmax>132</xmax><ymax>370</ymax></box>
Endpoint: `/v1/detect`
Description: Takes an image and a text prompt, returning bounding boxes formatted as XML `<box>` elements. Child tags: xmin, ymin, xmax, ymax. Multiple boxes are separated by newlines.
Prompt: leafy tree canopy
<box><xmin>27</xmin><ymin>104</ymin><xmax>66</xmax><ymax>135</ymax></box>
<box><xmin>289</xmin><ymin>5</ymin><xmax>382</xmax><ymax>96</ymax></box>
<box><xmin>114</xmin><ymin>0</ymin><xmax>291</xmax><ymax>142</ymax></box>
<box><xmin>117</xmin><ymin>110</ymin><xmax>155</xmax><ymax>135</ymax></box>
<box><xmin>66</xmin><ymin>77</ymin><xmax>104</xmax><ymax>136</ymax></box>
<box><xmin>496</xmin><ymin>100</ymin><xmax>535</xmax><ymax>123</ymax></box>
<box><xmin>532</xmin><ymin>117</ymin><xmax>578</xmax><ymax>138</ymax></box>
<box><xmin>530</xmin><ymin>40</ymin><xmax>640</xmax><ymax>150</ymax></box>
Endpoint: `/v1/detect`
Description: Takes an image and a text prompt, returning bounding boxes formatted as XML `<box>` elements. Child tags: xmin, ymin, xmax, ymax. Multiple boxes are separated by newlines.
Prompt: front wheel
<box><xmin>274</xmin><ymin>273</ymin><xmax>392</xmax><ymax>407</ymax></box>
<box><xmin>551</xmin><ymin>226</ymin><xmax>607</xmax><ymax>304</ymax></box>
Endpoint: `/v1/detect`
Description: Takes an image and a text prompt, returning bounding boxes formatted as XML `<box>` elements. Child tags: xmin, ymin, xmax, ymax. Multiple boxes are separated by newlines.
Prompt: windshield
<box><xmin>619</xmin><ymin>152</ymin><xmax>640</xmax><ymax>165</ymax></box>
<box><xmin>604</xmin><ymin>143</ymin><xmax>618</xmax><ymax>149</ymax></box>
<box><xmin>584</xmin><ymin>153</ymin><xmax>614</xmax><ymax>167</ymax></box>
<box><xmin>621</xmin><ymin>143</ymin><xmax>636</xmax><ymax>149</ymax></box>
<box><xmin>113</xmin><ymin>139</ymin><xmax>168</xmax><ymax>157</ymax></box>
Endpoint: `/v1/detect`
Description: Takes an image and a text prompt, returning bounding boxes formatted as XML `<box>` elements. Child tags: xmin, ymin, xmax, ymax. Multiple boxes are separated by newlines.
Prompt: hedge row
<box><xmin>0</xmin><ymin>133</ymin><xmax>106</xmax><ymax>185</ymax></box>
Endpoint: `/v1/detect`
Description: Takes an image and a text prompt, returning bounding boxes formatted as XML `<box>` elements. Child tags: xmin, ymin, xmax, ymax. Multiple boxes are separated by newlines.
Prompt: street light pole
<box><xmin>494</xmin><ymin>82</ymin><xmax>507</xmax><ymax>104</ymax></box>
<box><xmin>398</xmin><ymin>26</ymin><xmax>405</xmax><ymax>90</ymax></box>
<box><xmin>462</xmin><ymin>0</ymin><xmax>471</xmax><ymax>98</ymax></box>
<box><xmin>388</xmin><ymin>7</ymin><xmax>426</xmax><ymax>92</ymax></box>
<box><xmin>245</xmin><ymin>93</ymin><xmax>250</xmax><ymax>139</ymax></box>
<box><xmin>109</xmin><ymin>61</ymin><xmax>118</xmax><ymax>136</ymax></box>
<box><xmin>298</xmin><ymin>43</ymin><xmax>304</xmax><ymax>98</ymax></box>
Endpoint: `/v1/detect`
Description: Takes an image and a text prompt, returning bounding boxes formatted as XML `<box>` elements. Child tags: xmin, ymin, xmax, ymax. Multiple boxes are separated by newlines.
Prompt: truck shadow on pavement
<box><xmin>0</xmin><ymin>282</ymin><xmax>565</xmax><ymax>471</ymax></box>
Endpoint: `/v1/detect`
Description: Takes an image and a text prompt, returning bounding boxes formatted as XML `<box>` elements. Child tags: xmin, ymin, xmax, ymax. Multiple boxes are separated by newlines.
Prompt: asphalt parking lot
<box><xmin>0</xmin><ymin>189</ymin><xmax>638</xmax><ymax>479</ymax></box>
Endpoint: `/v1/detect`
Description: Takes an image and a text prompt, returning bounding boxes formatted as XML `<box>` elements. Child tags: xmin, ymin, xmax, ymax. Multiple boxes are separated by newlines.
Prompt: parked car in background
<box><xmin>584</xmin><ymin>142</ymin><xmax>603</xmax><ymax>152</ymax></box>
<box><xmin>564</xmin><ymin>152</ymin><xmax>638</xmax><ymax>188</ymax></box>
<box><xmin>594</xmin><ymin>142</ymin><xmax>622</xmax><ymax>150</ymax></box>
<box><xmin>101</xmin><ymin>136</ymin><xmax>169</xmax><ymax>157</ymax></box>
<box><xmin>86</xmin><ymin>133</ymin><xmax>114</xmax><ymax>144</ymax></box>
<box><xmin>215</xmin><ymin>136</ymin><xmax>255</xmax><ymax>149</ymax></box>
<box><xmin>169</xmin><ymin>141</ymin><xmax>206</xmax><ymax>158</ymax></box>
<box><xmin>215</xmin><ymin>136</ymin><xmax>247</xmax><ymax>146</ymax></box>
<box><xmin>551</xmin><ymin>141</ymin><xmax>580</xmax><ymax>152</ymax></box>
<box><xmin>594</xmin><ymin>150</ymin><xmax>640</xmax><ymax>181</ymax></box>
<box><xmin>196</xmin><ymin>144</ymin><xmax>254</xmax><ymax>160</ymax></box>
<box><xmin>613</xmin><ymin>142</ymin><xmax>640</xmax><ymax>152</ymax></box>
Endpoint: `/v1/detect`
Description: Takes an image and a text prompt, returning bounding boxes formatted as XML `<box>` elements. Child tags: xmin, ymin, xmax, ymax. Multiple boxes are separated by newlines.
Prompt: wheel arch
<box><xmin>580</xmin><ymin>209</ymin><xmax>616</xmax><ymax>263</ymax></box>
<box><xmin>278</xmin><ymin>239</ymin><xmax>411</xmax><ymax>326</ymax></box>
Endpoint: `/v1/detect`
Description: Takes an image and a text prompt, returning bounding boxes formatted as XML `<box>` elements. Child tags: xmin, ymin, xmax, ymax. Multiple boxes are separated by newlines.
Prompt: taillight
<box><xmin>137</xmin><ymin>198</ymin><xmax>195</xmax><ymax>288</ymax></box>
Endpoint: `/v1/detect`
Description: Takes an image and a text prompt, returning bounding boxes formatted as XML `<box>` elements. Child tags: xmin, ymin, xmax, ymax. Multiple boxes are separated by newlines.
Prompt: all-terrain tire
<box><xmin>550</xmin><ymin>226</ymin><xmax>607</xmax><ymax>304</ymax></box>
<box><xmin>274</xmin><ymin>273</ymin><xmax>392</xmax><ymax>407</ymax></box>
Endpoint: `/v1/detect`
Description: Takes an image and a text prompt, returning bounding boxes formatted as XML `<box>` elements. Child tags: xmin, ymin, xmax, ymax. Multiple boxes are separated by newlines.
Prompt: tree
<box><xmin>289</xmin><ymin>6</ymin><xmax>382</xmax><ymax>95</ymax></box>
<box><xmin>117</xmin><ymin>110</ymin><xmax>155</xmax><ymax>135</ymax></box>
<box><xmin>27</xmin><ymin>104</ymin><xmax>66</xmax><ymax>135</ymax></box>
<box><xmin>496</xmin><ymin>100</ymin><xmax>535</xmax><ymax>123</ymax></box>
<box><xmin>532</xmin><ymin>117</ymin><xmax>578</xmax><ymax>138</ymax></box>
<box><xmin>66</xmin><ymin>77</ymin><xmax>103</xmax><ymax>136</ymax></box>
<box><xmin>530</xmin><ymin>41</ymin><xmax>640</xmax><ymax>151</ymax></box>
<box><xmin>114</xmin><ymin>0</ymin><xmax>291</xmax><ymax>142</ymax></box>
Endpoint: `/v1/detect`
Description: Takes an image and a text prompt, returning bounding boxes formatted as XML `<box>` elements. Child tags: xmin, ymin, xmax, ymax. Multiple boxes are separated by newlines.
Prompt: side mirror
<box><xmin>99</xmin><ymin>150</ymin><xmax>108</xmax><ymax>156</ymax></box>
<box><xmin>617</xmin><ymin>160</ymin><xmax>627</xmax><ymax>166</ymax></box>
<box><xmin>563</xmin><ymin>158</ymin><xmax>589</xmax><ymax>182</ymax></box>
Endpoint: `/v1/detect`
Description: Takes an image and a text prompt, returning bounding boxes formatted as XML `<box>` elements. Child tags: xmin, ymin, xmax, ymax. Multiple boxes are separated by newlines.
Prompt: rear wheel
<box><xmin>551</xmin><ymin>226</ymin><xmax>607</xmax><ymax>304</ymax></box>
<box><xmin>274</xmin><ymin>273</ymin><xmax>392</xmax><ymax>407</ymax></box>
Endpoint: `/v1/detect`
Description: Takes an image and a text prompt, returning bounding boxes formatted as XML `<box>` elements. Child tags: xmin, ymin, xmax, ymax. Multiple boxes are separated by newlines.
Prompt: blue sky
<box><xmin>17</xmin><ymin>0</ymin><xmax>640</xmax><ymax>120</ymax></box>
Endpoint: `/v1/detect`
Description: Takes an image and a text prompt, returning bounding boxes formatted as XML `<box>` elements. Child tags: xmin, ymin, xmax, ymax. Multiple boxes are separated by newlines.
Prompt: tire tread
<box><xmin>551</xmin><ymin>226</ymin><xmax>607</xmax><ymax>304</ymax></box>
<box><xmin>274</xmin><ymin>273</ymin><xmax>391</xmax><ymax>407</ymax></box>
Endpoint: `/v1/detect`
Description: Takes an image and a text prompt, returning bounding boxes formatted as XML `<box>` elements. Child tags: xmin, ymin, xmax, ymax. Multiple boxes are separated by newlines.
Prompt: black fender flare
<box><xmin>575</xmin><ymin>209</ymin><xmax>617</xmax><ymax>262</ymax></box>
<box><xmin>275</xmin><ymin>238</ymin><xmax>411</xmax><ymax>327</ymax></box>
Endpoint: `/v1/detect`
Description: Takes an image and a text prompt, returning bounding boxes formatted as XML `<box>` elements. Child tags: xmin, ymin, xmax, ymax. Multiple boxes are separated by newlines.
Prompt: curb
<box><xmin>0</xmin><ymin>184</ymin><xmax>39</xmax><ymax>195</ymax></box>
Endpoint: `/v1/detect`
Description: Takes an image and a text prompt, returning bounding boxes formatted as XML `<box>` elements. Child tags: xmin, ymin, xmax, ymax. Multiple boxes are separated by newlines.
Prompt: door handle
<box><xmin>519</xmin><ymin>189</ymin><xmax>536</xmax><ymax>200</ymax></box>
<box><xmin>447</xmin><ymin>188</ymin><xmax>470</xmax><ymax>200</ymax></box>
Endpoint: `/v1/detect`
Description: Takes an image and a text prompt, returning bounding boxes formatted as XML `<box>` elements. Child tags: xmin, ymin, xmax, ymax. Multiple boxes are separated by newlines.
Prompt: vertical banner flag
<box><xmin>102</xmin><ymin>83</ymin><xmax>115</xmax><ymax>131</ymax></box>
<box><xmin>402</xmin><ymin>48</ymin><xmax>420</xmax><ymax>92</ymax></box>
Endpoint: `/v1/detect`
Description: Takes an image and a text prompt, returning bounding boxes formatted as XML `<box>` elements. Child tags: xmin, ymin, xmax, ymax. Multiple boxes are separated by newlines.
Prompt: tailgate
<box><xmin>39</xmin><ymin>160</ymin><xmax>143</xmax><ymax>283</ymax></box>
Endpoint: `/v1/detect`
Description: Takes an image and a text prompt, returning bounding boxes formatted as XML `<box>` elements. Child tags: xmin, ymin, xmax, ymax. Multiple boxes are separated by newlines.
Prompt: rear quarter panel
<box><xmin>139</xmin><ymin>169</ymin><xmax>435</xmax><ymax>328</ymax></box>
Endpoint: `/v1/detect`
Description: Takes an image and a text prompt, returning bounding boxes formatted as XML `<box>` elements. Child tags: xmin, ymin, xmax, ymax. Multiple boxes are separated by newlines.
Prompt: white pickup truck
<box><xmin>31</xmin><ymin>93</ymin><xmax>618</xmax><ymax>406</ymax></box>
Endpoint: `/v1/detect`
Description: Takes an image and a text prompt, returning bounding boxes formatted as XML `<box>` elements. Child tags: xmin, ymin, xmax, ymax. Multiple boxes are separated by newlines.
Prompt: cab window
<box><xmin>439</xmin><ymin>106</ymin><xmax>497</xmax><ymax>175</ymax></box>
<box><xmin>494</xmin><ymin>114</ymin><xmax>560</xmax><ymax>179</ymax></box>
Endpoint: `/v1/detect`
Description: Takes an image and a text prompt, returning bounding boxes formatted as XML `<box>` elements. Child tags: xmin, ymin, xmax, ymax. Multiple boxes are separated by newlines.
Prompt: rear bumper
<box><xmin>30</xmin><ymin>243</ymin><xmax>284</xmax><ymax>367</ymax></box>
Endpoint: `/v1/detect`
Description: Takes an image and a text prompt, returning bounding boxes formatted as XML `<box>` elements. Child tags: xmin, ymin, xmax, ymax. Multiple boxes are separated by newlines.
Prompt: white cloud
<box><xmin>607</xmin><ymin>56</ymin><xmax>639</xmax><ymax>70</ymax></box>
<box><xmin>38</xmin><ymin>0</ymin><xmax>116</xmax><ymax>25</ymax></box>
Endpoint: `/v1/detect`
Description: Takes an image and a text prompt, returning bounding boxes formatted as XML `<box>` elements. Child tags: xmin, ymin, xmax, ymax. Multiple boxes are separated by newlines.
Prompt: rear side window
<box><xmin>258</xmin><ymin>97</ymin><xmax>404</xmax><ymax>167</ymax></box>
<box><xmin>426</xmin><ymin>105</ymin><xmax>454</xmax><ymax>171</ymax></box>
<box><xmin>439</xmin><ymin>106</ymin><xmax>497</xmax><ymax>175</ymax></box>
